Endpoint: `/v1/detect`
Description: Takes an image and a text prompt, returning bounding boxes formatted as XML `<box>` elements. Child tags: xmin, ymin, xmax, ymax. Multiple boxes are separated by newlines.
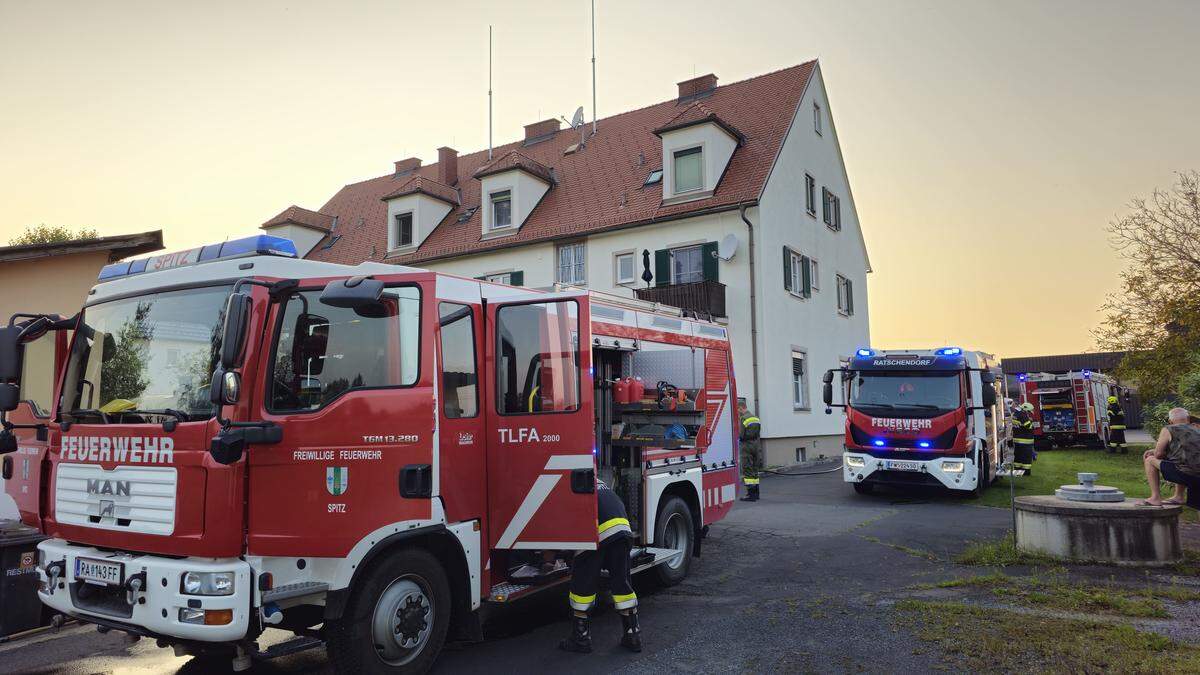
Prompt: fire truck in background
<box><xmin>823</xmin><ymin>347</ymin><xmax>1009</xmax><ymax>497</ymax></box>
<box><xmin>0</xmin><ymin>235</ymin><xmax>740</xmax><ymax>673</ymax></box>
<box><xmin>1016</xmin><ymin>370</ymin><xmax>1121</xmax><ymax>450</ymax></box>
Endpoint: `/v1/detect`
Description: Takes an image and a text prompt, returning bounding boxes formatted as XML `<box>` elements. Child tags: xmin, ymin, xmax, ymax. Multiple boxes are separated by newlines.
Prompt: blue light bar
<box><xmin>936</xmin><ymin>347</ymin><xmax>962</xmax><ymax>356</ymax></box>
<box><xmin>873</xmin><ymin>439</ymin><xmax>886</xmax><ymax>447</ymax></box>
<box><xmin>856</xmin><ymin>348</ymin><xmax>875</xmax><ymax>357</ymax></box>
<box><xmin>97</xmin><ymin>235</ymin><xmax>298</xmax><ymax>282</ymax></box>
<box><xmin>918</xmin><ymin>441</ymin><xmax>932</xmax><ymax>449</ymax></box>
<box><xmin>1082</xmin><ymin>369</ymin><xmax>1092</xmax><ymax>380</ymax></box>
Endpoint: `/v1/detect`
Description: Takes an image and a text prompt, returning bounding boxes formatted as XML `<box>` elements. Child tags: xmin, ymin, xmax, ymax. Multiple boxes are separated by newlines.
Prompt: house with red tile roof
<box><xmin>263</xmin><ymin>62</ymin><xmax>870</xmax><ymax>466</ymax></box>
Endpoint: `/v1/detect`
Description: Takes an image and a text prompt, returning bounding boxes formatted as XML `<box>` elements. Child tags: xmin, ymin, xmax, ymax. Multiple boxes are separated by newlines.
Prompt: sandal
<box><xmin>1136</xmin><ymin>499</ymin><xmax>1163</xmax><ymax>507</ymax></box>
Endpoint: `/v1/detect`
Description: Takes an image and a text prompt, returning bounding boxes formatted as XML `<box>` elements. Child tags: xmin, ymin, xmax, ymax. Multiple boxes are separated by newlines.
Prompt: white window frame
<box><xmin>813</xmin><ymin>101</ymin><xmax>822</xmax><ymax>136</ymax></box>
<box><xmin>556</xmin><ymin>241</ymin><xmax>587</xmax><ymax>286</ymax></box>
<box><xmin>484</xmin><ymin>272</ymin><xmax>513</xmax><ymax>285</ymax></box>
<box><xmin>393</xmin><ymin>211</ymin><xmax>415</xmax><ymax>249</ymax></box>
<box><xmin>490</xmin><ymin>189</ymin><xmax>513</xmax><ymax>229</ymax></box>
<box><xmin>788</xmin><ymin>250</ymin><xmax>807</xmax><ymax>299</ymax></box>
<box><xmin>614</xmin><ymin>250</ymin><xmax>637</xmax><ymax>286</ymax></box>
<box><xmin>804</xmin><ymin>173</ymin><xmax>816</xmax><ymax>216</ymax></box>
<box><xmin>836</xmin><ymin>274</ymin><xmax>854</xmax><ymax>316</ymax></box>
<box><xmin>670</xmin><ymin>244</ymin><xmax>705</xmax><ymax>284</ymax></box>
<box><xmin>671</xmin><ymin>145</ymin><xmax>705</xmax><ymax>195</ymax></box>
<box><xmin>791</xmin><ymin>349</ymin><xmax>810</xmax><ymax>410</ymax></box>
<box><xmin>809</xmin><ymin>257</ymin><xmax>820</xmax><ymax>291</ymax></box>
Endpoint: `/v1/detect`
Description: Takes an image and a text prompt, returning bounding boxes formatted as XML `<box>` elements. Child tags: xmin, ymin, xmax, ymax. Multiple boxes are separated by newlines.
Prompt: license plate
<box><xmin>75</xmin><ymin>557</ymin><xmax>124</xmax><ymax>586</ymax></box>
<box><xmin>885</xmin><ymin>460</ymin><xmax>922</xmax><ymax>472</ymax></box>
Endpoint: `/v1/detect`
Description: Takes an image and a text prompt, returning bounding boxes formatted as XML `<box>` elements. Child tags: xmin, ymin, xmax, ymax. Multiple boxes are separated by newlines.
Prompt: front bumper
<box><xmin>37</xmin><ymin>538</ymin><xmax>252</xmax><ymax>642</ymax></box>
<box><xmin>843</xmin><ymin>452</ymin><xmax>978</xmax><ymax>492</ymax></box>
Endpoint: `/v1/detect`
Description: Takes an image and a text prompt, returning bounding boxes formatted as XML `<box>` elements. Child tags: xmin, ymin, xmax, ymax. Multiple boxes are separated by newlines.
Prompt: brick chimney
<box><xmin>677</xmin><ymin>74</ymin><xmax>718</xmax><ymax>100</ymax></box>
<box><xmin>394</xmin><ymin>157</ymin><xmax>422</xmax><ymax>175</ymax></box>
<box><xmin>437</xmin><ymin>147</ymin><xmax>458</xmax><ymax>185</ymax></box>
<box><xmin>524</xmin><ymin>118</ymin><xmax>561</xmax><ymax>144</ymax></box>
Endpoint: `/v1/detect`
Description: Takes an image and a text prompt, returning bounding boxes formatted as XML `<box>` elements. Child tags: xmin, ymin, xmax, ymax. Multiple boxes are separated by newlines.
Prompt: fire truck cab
<box><xmin>0</xmin><ymin>235</ymin><xmax>740</xmax><ymax>672</ymax></box>
<box><xmin>823</xmin><ymin>347</ymin><xmax>1008</xmax><ymax>496</ymax></box>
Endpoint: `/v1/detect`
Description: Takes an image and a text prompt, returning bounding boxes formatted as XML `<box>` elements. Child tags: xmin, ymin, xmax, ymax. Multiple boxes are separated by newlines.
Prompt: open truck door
<box><xmin>485</xmin><ymin>292</ymin><xmax>598</xmax><ymax>551</ymax></box>
<box><xmin>1</xmin><ymin>314</ymin><xmax>71</xmax><ymax>528</ymax></box>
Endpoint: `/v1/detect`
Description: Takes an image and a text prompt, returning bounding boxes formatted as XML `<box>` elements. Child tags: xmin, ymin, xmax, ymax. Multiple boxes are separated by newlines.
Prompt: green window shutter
<box><xmin>654</xmin><ymin>249</ymin><xmax>670</xmax><ymax>287</ymax></box>
<box><xmin>801</xmin><ymin>255</ymin><xmax>812</xmax><ymax>298</ymax></box>
<box><xmin>782</xmin><ymin>247</ymin><xmax>792</xmax><ymax>292</ymax></box>
<box><xmin>846</xmin><ymin>278</ymin><xmax>853</xmax><ymax>314</ymax></box>
<box><xmin>509</xmin><ymin>271</ymin><xmax>524</xmax><ymax>287</ymax></box>
<box><xmin>701</xmin><ymin>241</ymin><xmax>719</xmax><ymax>282</ymax></box>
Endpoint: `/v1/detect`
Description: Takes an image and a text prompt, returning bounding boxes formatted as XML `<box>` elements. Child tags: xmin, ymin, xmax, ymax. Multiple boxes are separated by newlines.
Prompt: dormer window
<box><xmin>672</xmin><ymin>147</ymin><xmax>704</xmax><ymax>194</ymax></box>
<box><xmin>395</xmin><ymin>212</ymin><xmax>414</xmax><ymax>247</ymax></box>
<box><xmin>490</xmin><ymin>190</ymin><xmax>512</xmax><ymax>229</ymax></box>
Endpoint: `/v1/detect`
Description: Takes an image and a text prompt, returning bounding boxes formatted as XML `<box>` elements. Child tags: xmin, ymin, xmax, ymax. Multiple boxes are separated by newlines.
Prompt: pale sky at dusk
<box><xmin>1</xmin><ymin>0</ymin><xmax>1197</xmax><ymax>359</ymax></box>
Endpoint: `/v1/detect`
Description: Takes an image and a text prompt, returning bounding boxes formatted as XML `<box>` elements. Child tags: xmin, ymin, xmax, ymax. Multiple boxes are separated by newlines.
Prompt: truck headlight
<box><xmin>942</xmin><ymin>461</ymin><xmax>965</xmax><ymax>473</ymax></box>
<box><xmin>181</xmin><ymin>571</ymin><xmax>235</xmax><ymax>596</ymax></box>
<box><xmin>845</xmin><ymin>456</ymin><xmax>866</xmax><ymax>469</ymax></box>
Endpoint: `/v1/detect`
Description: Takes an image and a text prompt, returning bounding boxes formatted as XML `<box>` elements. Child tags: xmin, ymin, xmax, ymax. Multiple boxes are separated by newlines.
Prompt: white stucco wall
<box><xmin>262</xmin><ymin>223</ymin><xmax>327</xmax><ymax>258</ymax></box>
<box><xmin>479</xmin><ymin>170</ymin><xmax>550</xmax><ymax>235</ymax></box>
<box><xmin>660</xmin><ymin>123</ymin><xmax>738</xmax><ymax>199</ymax></box>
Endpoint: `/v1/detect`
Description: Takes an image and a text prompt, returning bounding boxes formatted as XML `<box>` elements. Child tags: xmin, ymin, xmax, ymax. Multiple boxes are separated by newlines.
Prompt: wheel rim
<box><xmin>661</xmin><ymin>512</ymin><xmax>690</xmax><ymax>570</ymax></box>
<box><xmin>371</xmin><ymin>575</ymin><xmax>434</xmax><ymax>666</ymax></box>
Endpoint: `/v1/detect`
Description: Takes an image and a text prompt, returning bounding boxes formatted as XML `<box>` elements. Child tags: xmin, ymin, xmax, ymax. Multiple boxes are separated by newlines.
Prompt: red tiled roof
<box><xmin>381</xmin><ymin>175</ymin><xmax>460</xmax><ymax>205</ymax></box>
<box><xmin>653</xmin><ymin>101</ymin><xmax>744</xmax><ymax>143</ymax></box>
<box><xmin>261</xmin><ymin>205</ymin><xmax>336</xmax><ymax>233</ymax></box>
<box><xmin>471</xmin><ymin>150</ymin><xmax>554</xmax><ymax>184</ymax></box>
<box><xmin>304</xmin><ymin>61</ymin><xmax>816</xmax><ymax>265</ymax></box>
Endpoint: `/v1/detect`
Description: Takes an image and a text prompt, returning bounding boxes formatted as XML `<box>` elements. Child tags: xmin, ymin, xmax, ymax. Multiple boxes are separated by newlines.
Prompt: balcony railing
<box><xmin>634</xmin><ymin>279</ymin><xmax>726</xmax><ymax>319</ymax></box>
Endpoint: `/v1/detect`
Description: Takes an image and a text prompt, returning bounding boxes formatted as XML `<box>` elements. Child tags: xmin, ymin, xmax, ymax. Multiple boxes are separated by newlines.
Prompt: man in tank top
<box><xmin>1140</xmin><ymin>408</ymin><xmax>1200</xmax><ymax>507</ymax></box>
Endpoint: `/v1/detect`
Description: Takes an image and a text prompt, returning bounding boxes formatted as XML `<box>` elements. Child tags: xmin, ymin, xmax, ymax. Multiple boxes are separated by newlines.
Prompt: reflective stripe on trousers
<box><xmin>569</xmin><ymin>592</ymin><xmax>597</xmax><ymax>611</ymax></box>
<box><xmin>613</xmin><ymin>592</ymin><xmax>638</xmax><ymax>610</ymax></box>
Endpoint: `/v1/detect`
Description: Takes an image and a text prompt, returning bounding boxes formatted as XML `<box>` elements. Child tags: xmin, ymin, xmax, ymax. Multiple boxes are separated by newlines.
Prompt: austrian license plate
<box><xmin>75</xmin><ymin>557</ymin><xmax>124</xmax><ymax>586</ymax></box>
<box><xmin>885</xmin><ymin>460</ymin><xmax>922</xmax><ymax>472</ymax></box>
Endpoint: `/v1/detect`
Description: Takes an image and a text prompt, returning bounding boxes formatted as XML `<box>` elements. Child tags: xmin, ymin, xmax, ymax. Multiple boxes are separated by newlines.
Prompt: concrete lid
<box><xmin>1015</xmin><ymin>495</ymin><xmax>1182</xmax><ymax>518</ymax></box>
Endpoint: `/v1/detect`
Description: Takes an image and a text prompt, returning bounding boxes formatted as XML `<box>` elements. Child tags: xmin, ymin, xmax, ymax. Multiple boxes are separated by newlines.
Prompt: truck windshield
<box><xmin>61</xmin><ymin>285</ymin><xmax>232</xmax><ymax>422</ymax></box>
<box><xmin>850</xmin><ymin>371</ymin><xmax>961</xmax><ymax>413</ymax></box>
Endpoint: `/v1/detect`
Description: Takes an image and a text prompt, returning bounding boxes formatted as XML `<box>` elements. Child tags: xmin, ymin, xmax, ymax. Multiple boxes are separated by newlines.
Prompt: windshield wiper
<box><xmin>122</xmin><ymin>408</ymin><xmax>189</xmax><ymax>422</ymax></box>
<box><xmin>66</xmin><ymin>408</ymin><xmax>111</xmax><ymax>424</ymax></box>
<box><xmin>890</xmin><ymin>403</ymin><xmax>943</xmax><ymax>410</ymax></box>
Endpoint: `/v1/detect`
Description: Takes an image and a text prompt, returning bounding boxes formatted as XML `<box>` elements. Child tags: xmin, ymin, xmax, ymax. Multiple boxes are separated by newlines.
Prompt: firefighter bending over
<box><xmin>1012</xmin><ymin>402</ymin><xmax>1036</xmax><ymax>475</ymax></box>
<box><xmin>1107</xmin><ymin>395</ymin><xmax>1127</xmax><ymax>454</ymax></box>
<box><xmin>738</xmin><ymin>400</ymin><xmax>762</xmax><ymax>501</ymax></box>
<box><xmin>560</xmin><ymin>480</ymin><xmax>642</xmax><ymax>654</ymax></box>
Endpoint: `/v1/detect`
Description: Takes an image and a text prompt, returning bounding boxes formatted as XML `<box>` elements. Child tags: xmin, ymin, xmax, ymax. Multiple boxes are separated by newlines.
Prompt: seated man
<box><xmin>1141</xmin><ymin>407</ymin><xmax>1200</xmax><ymax>507</ymax></box>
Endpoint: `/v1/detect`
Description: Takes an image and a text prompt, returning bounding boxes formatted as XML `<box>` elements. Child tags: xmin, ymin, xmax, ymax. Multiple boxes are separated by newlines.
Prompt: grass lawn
<box><xmin>979</xmin><ymin>444</ymin><xmax>1160</xmax><ymax>508</ymax></box>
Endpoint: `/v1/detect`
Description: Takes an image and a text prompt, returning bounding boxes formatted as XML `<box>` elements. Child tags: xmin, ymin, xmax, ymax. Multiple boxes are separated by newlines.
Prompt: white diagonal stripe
<box><xmin>544</xmin><ymin>454</ymin><xmax>595</xmax><ymax>471</ymax></box>
<box><xmin>496</xmin><ymin>474</ymin><xmax>561</xmax><ymax>548</ymax></box>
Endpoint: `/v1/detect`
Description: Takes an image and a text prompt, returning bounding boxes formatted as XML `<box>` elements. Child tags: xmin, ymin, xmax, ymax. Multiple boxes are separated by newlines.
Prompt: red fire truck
<box><xmin>823</xmin><ymin>348</ymin><xmax>1008</xmax><ymax>496</ymax></box>
<box><xmin>1015</xmin><ymin>370</ymin><xmax>1119</xmax><ymax>449</ymax></box>
<box><xmin>0</xmin><ymin>235</ymin><xmax>740</xmax><ymax>672</ymax></box>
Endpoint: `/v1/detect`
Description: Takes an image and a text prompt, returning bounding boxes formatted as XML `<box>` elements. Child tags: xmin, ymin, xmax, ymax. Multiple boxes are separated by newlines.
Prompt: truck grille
<box><xmin>55</xmin><ymin>463</ymin><xmax>177</xmax><ymax>536</ymax></box>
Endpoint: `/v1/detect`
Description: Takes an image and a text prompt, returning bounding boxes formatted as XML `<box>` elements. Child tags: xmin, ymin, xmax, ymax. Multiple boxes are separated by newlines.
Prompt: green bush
<box><xmin>1143</xmin><ymin>355</ymin><xmax>1200</xmax><ymax>436</ymax></box>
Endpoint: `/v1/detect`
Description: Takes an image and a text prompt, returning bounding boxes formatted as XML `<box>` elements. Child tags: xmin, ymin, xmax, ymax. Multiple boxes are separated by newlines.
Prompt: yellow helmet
<box><xmin>1020</xmin><ymin>402</ymin><xmax>1034</xmax><ymax>412</ymax></box>
<box><xmin>1107</xmin><ymin>395</ymin><xmax>1118</xmax><ymax>404</ymax></box>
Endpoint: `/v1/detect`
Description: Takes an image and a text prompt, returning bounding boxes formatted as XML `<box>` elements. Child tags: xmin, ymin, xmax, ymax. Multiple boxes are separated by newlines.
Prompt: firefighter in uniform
<box><xmin>560</xmin><ymin>480</ymin><xmax>642</xmax><ymax>654</ymax></box>
<box><xmin>1107</xmin><ymin>395</ymin><xmax>1127</xmax><ymax>454</ymax></box>
<box><xmin>738</xmin><ymin>401</ymin><xmax>762</xmax><ymax>501</ymax></box>
<box><xmin>1012</xmin><ymin>402</ymin><xmax>1037</xmax><ymax>475</ymax></box>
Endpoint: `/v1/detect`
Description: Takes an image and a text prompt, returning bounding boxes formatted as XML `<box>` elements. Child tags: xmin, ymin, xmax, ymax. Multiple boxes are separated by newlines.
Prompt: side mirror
<box><xmin>209</xmin><ymin>370</ymin><xmax>242</xmax><ymax>406</ymax></box>
<box><xmin>320</xmin><ymin>276</ymin><xmax>384</xmax><ymax>311</ymax></box>
<box><xmin>822</xmin><ymin>382</ymin><xmax>833</xmax><ymax>407</ymax></box>
<box><xmin>0</xmin><ymin>429</ymin><xmax>16</xmax><ymax>455</ymax></box>
<box><xmin>220</xmin><ymin>293</ymin><xmax>252</xmax><ymax>370</ymax></box>
<box><xmin>0</xmin><ymin>325</ymin><xmax>23</xmax><ymax>382</ymax></box>
<box><xmin>210</xmin><ymin>431</ymin><xmax>245</xmax><ymax>466</ymax></box>
<box><xmin>982</xmin><ymin>385</ymin><xmax>997</xmax><ymax>408</ymax></box>
<box><xmin>981</xmin><ymin>371</ymin><xmax>996</xmax><ymax>384</ymax></box>
<box><xmin>0</xmin><ymin>383</ymin><xmax>18</xmax><ymax>412</ymax></box>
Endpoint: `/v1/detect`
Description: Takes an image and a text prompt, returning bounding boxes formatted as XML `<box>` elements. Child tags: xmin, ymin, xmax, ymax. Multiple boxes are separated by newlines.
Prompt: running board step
<box><xmin>262</xmin><ymin>581</ymin><xmax>329</xmax><ymax>604</ymax></box>
<box><xmin>631</xmin><ymin>547</ymin><xmax>683</xmax><ymax>575</ymax></box>
<box><xmin>253</xmin><ymin>635</ymin><xmax>324</xmax><ymax>660</ymax></box>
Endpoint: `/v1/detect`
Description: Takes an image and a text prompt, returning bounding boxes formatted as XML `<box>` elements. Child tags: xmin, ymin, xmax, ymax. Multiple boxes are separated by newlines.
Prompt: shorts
<box><xmin>1159</xmin><ymin>460</ymin><xmax>1200</xmax><ymax>508</ymax></box>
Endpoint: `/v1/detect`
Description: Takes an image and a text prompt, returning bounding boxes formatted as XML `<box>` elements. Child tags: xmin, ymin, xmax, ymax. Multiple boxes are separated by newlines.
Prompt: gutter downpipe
<box><xmin>739</xmin><ymin>203</ymin><xmax>761</xmax><ymax>418</ymax></box>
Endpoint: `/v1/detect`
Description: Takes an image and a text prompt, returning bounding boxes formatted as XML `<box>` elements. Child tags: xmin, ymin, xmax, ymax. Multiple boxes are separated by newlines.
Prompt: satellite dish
<box><xmin>570</xmin><ymin>106</ymin><xmax>585</xmax><ymax>129</ymax></box>
<box><xmin>716</xmin><ymin>234</ymin><xmax>738</xmax><ymax>261</ymax></box>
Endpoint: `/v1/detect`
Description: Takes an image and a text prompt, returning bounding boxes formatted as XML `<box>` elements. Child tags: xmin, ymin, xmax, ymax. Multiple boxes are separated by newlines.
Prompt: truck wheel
<box><xmin>852</xmin><ymin>481</ymin><xmax>875</xmax><ymax>495</ymax></box>
<box><xmin>326</xmin><ymin>548</ymin><xmax>450</xmax><ymax>674</ymax></box>
<box><xmin>652</xmin><ymin>496</ymin><xmax>695</xmax><ymax>586</ymax></box>
<box><xmin>970</xmin><ymin>452</ymin><xmax>989</xmax><ymax>498</ymax></box>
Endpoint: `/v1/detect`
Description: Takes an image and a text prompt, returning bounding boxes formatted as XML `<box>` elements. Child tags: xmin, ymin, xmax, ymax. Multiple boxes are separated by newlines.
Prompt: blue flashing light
<box><xmin>856</xmin><ymin>348</ymin><xmax>875</xmax><ymax>358</ymax></box>
<box><xmin>97</xmin><ymin>235</ymin><xmax>299</xmax><ymax>282</ymax></box>
<box><xmin>918</xmin><ymin>441</ymin><xmax>932</xmax><ymax>449</ymax></box>
<box><xmin>936</xmin><ymin>347</ymin><xmax>962</xmax><ymax>356</ymax></box>
<box><xmin>1018</xmin><ymin>373</ymin><xmax>1027</xmax><ymax>382</ymax></box>
<box><xmin>1082</xmin><ymin>369</ymin><xmax>1092</xmax><ymax>380</ymax></box>
<box><xmin>873</xmin><ymin>439</ymin><xmax>886</xmax><ymax>447</ymax></box>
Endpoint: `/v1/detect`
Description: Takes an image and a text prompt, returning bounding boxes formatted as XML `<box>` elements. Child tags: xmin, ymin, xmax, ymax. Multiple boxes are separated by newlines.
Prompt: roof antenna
<box><xmin>590</xmin><ymin>0</ymin><xmax>597</xmax><ymax>136</ymax></box>
<box><xmin>488</xmin><ymin>25</ymin><xmax>494</xmax><ymax>161</ymax></box>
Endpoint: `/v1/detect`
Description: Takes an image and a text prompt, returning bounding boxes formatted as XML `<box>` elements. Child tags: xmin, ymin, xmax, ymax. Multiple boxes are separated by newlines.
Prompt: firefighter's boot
<box><xmin>619</xmin><ymin>609</ymin><xmax>642</xmax><ymax>653</ymax></box>
<box><xmin>558</xmin><ymin>613</ymin><xmax>593</xmax><ymax>653</ymax></box>
<box><xmin>740</xmin><ymin>480</ymin><xmax>760</xmax><ymax>502</ymax></box>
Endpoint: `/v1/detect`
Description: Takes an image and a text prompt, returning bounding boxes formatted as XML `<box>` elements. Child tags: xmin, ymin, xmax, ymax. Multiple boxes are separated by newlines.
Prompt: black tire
<box><xmin>652</xmin><ymin>496</ymin><xmax>695</xmax><ymax>586</ymax></box>
<box><xmin>969</xmin><ymin>450</ymin><xmax>989</xmax><ymax>498</ymax></box>
<box><xmin>853</xmin><ymin>481</ymin><xmax>875</xmax><ymax>495</ymax></box>
<box><xmin>326</xmin><ymin>548</ymin><xmax>451</xmax><ymax>675</ymax></box>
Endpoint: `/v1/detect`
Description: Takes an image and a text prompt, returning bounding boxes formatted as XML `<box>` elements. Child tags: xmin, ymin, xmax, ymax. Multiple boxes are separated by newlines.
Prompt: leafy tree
<box><xmin>8</xmin><ymin>224</ymin><xmax>100</xmax><ymax>246</ymax></box>
<box><xmin>1143</xmin><ymin>356</ymin><xmax>1200</xmax><ymax>436</ymax></box>
<box><xmin>1097</xmin><ymin>171</ymin><xmax>1200</xmax><ymax>401</ymax></box>
<box><xmin>99</xmin><ymin>302</ymin><xmax>155</xmax><ymax>405</ymax></box>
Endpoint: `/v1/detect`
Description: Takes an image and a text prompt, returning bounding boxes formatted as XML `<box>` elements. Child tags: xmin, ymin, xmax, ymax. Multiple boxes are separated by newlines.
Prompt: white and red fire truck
<box><xmin>0</xmin><ymin>235</ymin><xmax>740</xmax><ymax>672</ymax></box>
<box><xmin>823</xmin><ymin>347</ymin><xmax>1008</xmax><ymax>496</ymax></box>
<box><xmin>1015</xmin><ymin>370</ymin><xmax>1120</xmax><ymax>449</ymax></box>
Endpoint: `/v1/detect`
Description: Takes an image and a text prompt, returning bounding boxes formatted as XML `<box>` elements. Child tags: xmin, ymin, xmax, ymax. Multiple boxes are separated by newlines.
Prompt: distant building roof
<box><xmin>0</xmin><ymin>230</ymin><xmax>163</xmax><ymax>264</ymax></box>
<box><xmin>381</xmin><ymin>175</ymin><xmax>461</xmax><ymax>205</ymax></box>
<box><xmin>261</xmin><ymin>205</ymin><xmax>336</xmax><ymax>233</ymax></box>
<box><xmin>1001</xmin><ymin>351</ymin><xmax>1128</xmax><ymax>375</ymax></box>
